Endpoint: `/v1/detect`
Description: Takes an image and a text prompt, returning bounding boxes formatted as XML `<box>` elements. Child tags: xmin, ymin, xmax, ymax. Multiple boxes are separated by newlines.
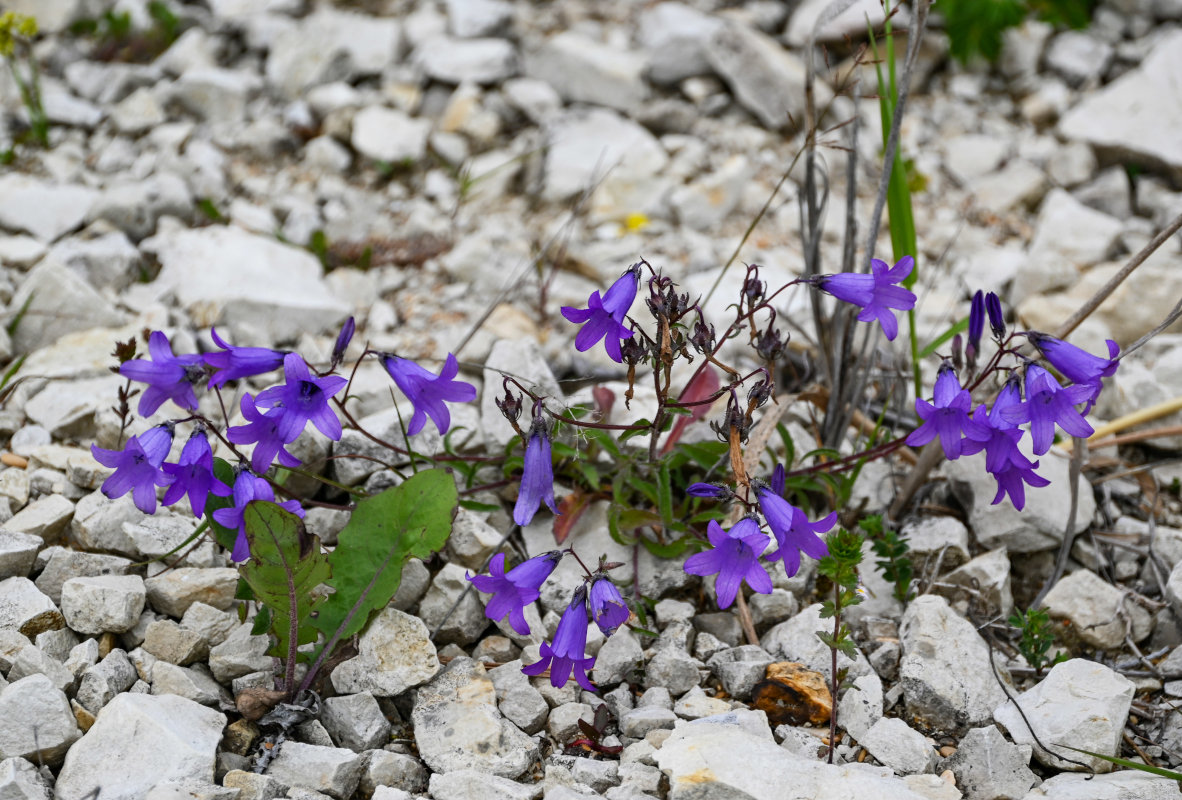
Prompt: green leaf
<box><xmin>919</xmin><ymin>316</ymin><xmax>970</xmax><ymax>359</ymax></box>
<box><xmin>459</xmin><ymin>499</ymin><xmax>501</xmax><ymax>513</ymax></box>
<box><xmin>1052</xmin><ymin>744</ymin><xmax>1182</xmax><ymax>780</ymax></box>
<box><xmin>657</xmin><ymin>462</ymin><xmax>673</xmax><ymax>527</ymax></box>
<box><xmin>309</xmin><ymin>469</ymin><xmax>457</xmax><ymax>655</ymax></box>
<box><xmin>238</xmin><ymin>502</ymin><xmax>331</xmax><ymax>659</ymax></box>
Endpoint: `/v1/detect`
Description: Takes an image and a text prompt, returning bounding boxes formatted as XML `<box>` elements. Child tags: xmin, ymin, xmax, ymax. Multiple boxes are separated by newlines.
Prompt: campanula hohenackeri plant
<box><xmin>381</xmin><ymin>353</ymin><xmax>477</xmax><ymax>437</ymax></box>
<box><xmin>92</xmin><ymin>424</ymin><xmax>176</xmax><ymax>515</ymax></box>
<box><xmin>467</xmin><ymin>551</ymin><xmax>563</xmax><ymax>636</ymax></box>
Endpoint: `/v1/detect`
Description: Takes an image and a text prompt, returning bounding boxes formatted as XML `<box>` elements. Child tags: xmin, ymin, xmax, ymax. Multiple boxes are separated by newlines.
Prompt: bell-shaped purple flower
<box><xmin>560</xmin><ymin>266</ymin><xmax>640</xmax><ymax>363</ymax></box>
<box><xmin>1001</xmin><ymin>364</ymin><xmax>1094</xmax><ymax>455</ymax></box>
<box><xmin>514</xmin><ymin>414</ymin><xmax>559</xmax><ymax>527</ymax></box>
<box><xmin>212</xmin><ymin>470</ymin><xmax>304</xmax><ymax>563</ymax></box>
<box><xmin>818</xmin><ymin>256</ymin><xmax>917</xmax><ymax>341</ymax></box>
<box><xmin>906</xmin><ymin>363</ymin><xmax>991</xmax><ymax>459</ymax></box>
<box><xmin>468</xmin><ymin>550</ymin><xmax>563</xmax><ymax>636</ymax></box>
<box><xmin>589</xmin><ymin>577</ymin><xmax>630</xmax><ymax>636</ymax></box>
<box><xmin>755</xmin><ymin>483</ymin><xmax>836</xmax><ymax>578</ymax></box>
<box><xmin>1028</xmin><ymin>332</ymin><xmax>1119</xmax><ymax>413</ymax></box>
<box><xmin>254</xmin><ymin>353</ymin><xmax>347</xmax><ymax>443</ymax></box>
<box><xmin>120</xmin><ymin>331</ymin><xmax>207</xmax><ymax>417</ymax></box>
<box><xmin>683</xmin><ymin>517</ymin><xmax>773</xmax><ymax>609</ymax></box>
<box><xmin>227</xmin><ymin>393</ymin><xmax>302</xmax><ymax>474</ymax></box>
<box><xmin>382</xmin><ymin>353</ymin><xmax>477</xmax><ymax>437</ymax></box>
<box><xmin>522</xmin><ymin>585</ymin><xmax>596</xmax><ymax>691</ymax></box>
<box><xmin>959</xmin><ymin>379</ymin><xmax>1049</xmax><ymax>511</ymax></box>
<box><xmin>204</xmin><ymin>328</ymin><xmax>287</xmax><ymax>388</ymax></box>
<box><xmin>162</xmin><ymin>429</ymin><xmax>230</xmax><ymax>517</ymax></box>
<box><xmin>91</xmin><ymin>425</ymin><xmax>176</xmax><ymax>514</ymax></box>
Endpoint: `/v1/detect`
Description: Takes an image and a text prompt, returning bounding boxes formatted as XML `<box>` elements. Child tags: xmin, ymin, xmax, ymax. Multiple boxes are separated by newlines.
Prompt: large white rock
<box><xmin>331</xmin><ymin>608</ymin><xmax>440</xmax><ymax>696</ymax></box>
<box><xmin>1058</xmin><ymin>29</ymin><xmax>1182</xmax><ymax>180</ymax></box>
<box><xmin>0</xmin><ymin>176</ymin><xmax>98</xmax><ymax>242</ymax></box>
<box><xmin>0</xmin><ymin>674</ymin><xmax>81</xmax><ymax>767</ymax></box>
<box><xmin>142</xmin><ymin>225</ymin><xmax>350</xmax><ymax>342</ymax></box>
<box><xmin>265</xmin><ymin>9</ymin><xmax>402</xmax><ymax>98</ymax></box>
<box><xmin>656</xmin><ymin>721</ymin><xmax>934</xmax><ymax>799</ymax></box>
<box><xmin>899</xmin><ymin>595</ymin><xmax>1009</xmax><ymax>734</ymax></box>
<box><xmin>411</xmin><ymin>658</ymin><xmax>537</xmax><ymax>778</ymax></box>
<box><xmin>350</xmin><ymin>106</ymin><xmax>432</xmax><ymax>164</ymax></box>
<box><xmin>703</xmin><ymin>19</ymin><xmax>832</xmax><ymax>131</ymax></box>
<box><xmin>56</xmin><ymin>693</ymin><xmax>226</xmax><ymax>800</ymax></box>
<box><xmin>540</xmin><ymin>108</ymin><xmax>667</xmax><ymax>203</ymax></box>
<box><xmin>61</xmin><ymin>575</ymin><xmax>146</xmax><ymax>635</ymax></box>
<box><xmin>8</xmin><ymin>258</ymin><xmax>125</xmax><ymax>354</ymax></box>
<box><xmin>638</xmin><ymin>2</ymin><xmax>722</xmax><ymax>86</ymax></box>
<box><xmin>994</xmin><ymin>659</ymin><xmax>1133</xmax><ymax>773</ymax></box>
<box><xmin>1014</xmin><ymin>189</ymin><xmax>1123</xmax><ymax>306</ymax></box>
<box><xmin>1025</xmin><ymin>770</ymin><xmax>1182</xmax><ymax>799</ymax></box>
<box><xmin>525</xmin><ymin>31</ymin><xmax>648</xmax><ymax>112</ymax></box>
<box><xmin>1043</xmin><ymin>569</ymin><xmax>1153</xmax><ymax>649</ymax></box>
<box><xmin>414</xmin><ymin>36</ymin><xmax>518</xmax><ymax>85</ymax></box>
<box><xmin>785</xmin><ymin>0</ymin><xmax>900</xmax><ymax>47</ymax></box>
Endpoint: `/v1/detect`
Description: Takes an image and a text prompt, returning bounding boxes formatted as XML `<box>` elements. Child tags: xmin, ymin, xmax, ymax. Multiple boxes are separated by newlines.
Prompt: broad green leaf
<box><xmin>238</xmin><ymin>502</ymin><xmax>331</xmax><ymax>660</ymax></box>
<box><xmin>309</xmin><ymin>468</ymin><xmax>456</xmax><ymax>655</ymax></box>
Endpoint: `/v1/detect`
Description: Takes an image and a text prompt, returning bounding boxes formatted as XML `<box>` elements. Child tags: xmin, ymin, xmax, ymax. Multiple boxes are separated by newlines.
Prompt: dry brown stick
<box><xmin>1087</xmin><ymin>424</ymin><xmax>1182</xmax><ymax>450</ymax></box>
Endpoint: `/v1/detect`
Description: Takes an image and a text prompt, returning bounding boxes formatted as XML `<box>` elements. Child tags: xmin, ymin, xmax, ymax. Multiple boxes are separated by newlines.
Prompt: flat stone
<box><xmin>487</xmin><ymin>660</ymin><xmax>550</xmax><ymax>734</ymax></box>
<box><xmin>320</xmin><ymin>691</ymin><xmax>391</xmax><ymax>752</ymax></box>
<box><xmin>0</xmin><ymin>532</ymin><xmax>41</xmax><ymax>580</ymax></box>
<box><xmin>5</xmin><ymin>495</ymin><xmax>75</xmax><ymax>543</ymax></box>
<box><xmin>88</xmin><ymin>173</ymin><xmax>192</xmax><ymax>242</ymax></box>
<box><xmin>0</xmin><ymin>755</ymin><xmax>53</xmax><ymax>800</ymax></box>
<box><xmin>150</xmin><ymin>662</ymin><xmax>224</xmax><ymax>707</ymax></box>
<box><xmin>936</xmin><ymin>548</ymin><xmax>1014</xmax><ymax>620</ymax></box>
<box><xmin>34</xmin><ymin>549</ymin><xmax>132</xmax><ymax>605</ymax></box>
<box><xmin>428</xmin><ymin>769</ymin><xmax>540</xmax><ymax>800</ymax></box>
<box><xmin>331</xmin><ymin>608</ymin><xmax>439</xmax><ymax>696</ymax></box>
<box><xmin>143</xmin><ymin>619</ymin><xmax>209</xmax><ymax>665</ymax></box>
<box><xmin>350</xmin><ymin>106</ymin><xmax>432</xmax><ymax>165</ymax></box>
<box><xmin>265</xmin><ymin>9</ymin><xmax>401</xmax><ymax>98</ymax></box>
<box><xmin>144</xmin><ymin>568</ymin><xmax>238</xmax><ymax>618</ymax></box>
<box><xmin>56</xmin><ymin>693</ymin><xmax>226</xmax><ymax>800</ymax></box>
<box><xmin>208</xmin><ymin>623</ymin><xmax>272</xmax><ymax>684</ymax></box>
<box><xmin>538</xmin><ymin>108</ymin><xmax>667</xmax><ymax>204</ymax></box>
<box><xmin>358</xmin><ymin>751</ymin><xmax>429</xmax><ymax>796</ymax></box>
<box><xmin>0</xmin><ymin>176</ymin><xmax>98</xmax><ymax>242</ymax></box>
<box><xmin>525</xmin><ymin>32</ymin><xmax>647</xmax><ymax>112</ymax></box>
<box><xmin>0</xmin><ymin>578</ymin><xmax>64</xmax><ymax>638</ymax></box>
<box><xmin>785</xmin><ymin>0</ymin><xmax>895</xmax><ymax>46</ymax></box>
<box><xmin>859</xmin><ymin>717</ymin><xmax>936</xmax><ymax>775</ymax></box>
<box><xmin>1058</xmin><ymin>29</ymin><xmax>1182</xmax><ymax>180</ymax></box>
<box><xmin>837</xmin><ymin>672</ymin><xmax>883</xmax><ymax>742</ymax></box>
<box><xmin>142</xmin><ymin>225</ymin><xmax>350</xmax><ymax>342</ymax></box>
<box><xmin>1044</xmin><ymin>569</ymin><xmax>1153</xmax><ymax>649</ymax></box>
<box><xmin>620</xmin><ymin>706</ymin><xmax>678</xmax><ymax>738</ymax></box>
<box><xmin>656</xmin><ymin>722</ymin><xmax>934</xmax><ymax>799</ymax></box>
<box><xmin>761</xmin><ymin>604</ymin><xmax>873</xmax><ymax>684</ymax></box>
<box><xmin>415</xmin><ymin>36</ymin><xmax>518</xmax><ymax>85</ymax></box>
<box><xmin>411</xmin><ymin>657</ymin><xmax>538</xmax><ymax>778</ymax></box>
<box><xmin>6</xmin><ymin>644</ymin><xmax>74</xmax><ymax>694</ymax></box>
<box><xmin>1028</xmin><ymin>770</ymin><xmax>1182</xmax><ymax>799</ymax></box>
<box><xmin>638</xmin><ymin>2</ymin><xmax>721</xmax><ymax>86</ymax></box>
<box><xmin>0</xmin><ymin>674</ymin><xmax>81</xmax><ymax>768</ymax></box>
<box><xmin>939</xmin><ymin>725</ymin><xmax>1036</xmax><ymax>800</ymax></box>
<box><xmin>994</xmin><ymin>658</ymin><xmax>1134</xmax><ymax>773</ymax></box>
<box><xmin>75</xmin><ymin>649</ymin><xmax>138</xmax><ymax>714</ymax></box>
<box><xmin>899</xmin><ymin>595</ymin><xmax>1009</xmax><ymax>735</ymax></box>
<box><xmin>265</xmin><ymin>741</ymin><xmax>365</xmax><ymax>799</ymax></box>
<box><xmin>703</xmin><ymin>19</ymin><xmax>832</xmax><ymax>131</ymax></box>
<box><xmin>1019</xmin><ymin>189</ymin><xmax>1123</xmax><ymax>304</ymax></box>
<box><xmin>61</xmin><ymin>575</ymin><xmax>145</xmax><ymax>635</ymax></box>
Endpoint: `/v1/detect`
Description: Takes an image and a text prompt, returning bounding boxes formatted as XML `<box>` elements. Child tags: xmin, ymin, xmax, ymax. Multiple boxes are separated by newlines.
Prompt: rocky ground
<box><xmin>2</xmin><ymin>0</ymin><xmax>1182</xmax><ymax>798</ymax></box>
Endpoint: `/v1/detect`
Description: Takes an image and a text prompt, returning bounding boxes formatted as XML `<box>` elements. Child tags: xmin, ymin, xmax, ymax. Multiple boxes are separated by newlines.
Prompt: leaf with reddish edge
<box><xmin>592</xmin><ymin>385</ymin><xmax>615</xmax><ymax>422</ymax></box>
<box><xmin>663</xmin><ymin>363</ymin><xmax>721</xmax><ymax>454</ymax></box>
<box><xmin>552</xmin><ymin>488</ymin><xmax>593</xmax><ymax>545</ymax></box>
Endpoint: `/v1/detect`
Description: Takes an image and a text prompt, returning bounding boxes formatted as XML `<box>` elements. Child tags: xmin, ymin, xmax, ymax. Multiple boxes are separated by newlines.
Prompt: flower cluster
<box><xmin>686</xmin><ymin>465</ymin><xmax>837</xmax><ymax>608</ymax></box>
<box><xmin>467</xmin><ymin>551</ymin><xmax>629</xmax><ymax>691</ymax></box>
<box><xmin>905</xmin><ymin>291</ymin><xmax>1119</xmax><ymax>509</ymax></box>
<box><xmin>95</xmin><ymin>322</ymin><xmax>477</xmax><ymax>562</ymax></box>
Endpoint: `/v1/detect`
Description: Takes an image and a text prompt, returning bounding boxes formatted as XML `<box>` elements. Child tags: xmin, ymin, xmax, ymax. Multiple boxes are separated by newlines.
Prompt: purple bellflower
<box><xmin>331</xmin><ymin>316</ymin><xmax>355</xmax><ymax>370</ymax></box>
<box><xmin>92</xmin><ymin>425</ymin><xmax>176</xmax><ymax>514</ymax></box>
<box><xmin>1028</xmin><ymin>332</ymin><xmax>1119</xmax><ymax>413</ymax></box>
<box><xmin>1001</xmin><ymin>364</ymin><xmax>1094</xmax><ymax>455</ymax></box>
<box><xmin>959</xmin><ymin>378</ymin><xmax>1048</xmax><ymax>510</ymax></box>
<box><xmin>162</xmin><ymin>429</ymin><xmax>230</xmax><ymax>517</ymax></box>
<box><xmin>213</xmin><ymin>470</ymin><xmax>304</xmax><ymax>563</ymax></box>
<box><xmin>382</xmin><ymin>353</ymin><xmax>477</xmax><ymax>437</ymax></box>
<box><xmin>683</xmin><ymin>517</ymin><xmax>773</xmax><ymax>609</ymax></box>
<box><xmin>906</xmin><ymin>363</ymin><xmax>991</xmax><ymax>460</ymax></box>
<box><xmin>254</xmin><ymin>353</ymin><xmax>347</xmax><ymax>443</ymax></box>
<box><xmin>560</xmin><ymin>265</ymin><xmax>640</xmax><ymax>363</ymax></box>
<box><xmin>228</xmin><ymin>394</ymin><xmax>303</xmax><ymax>474</ymax></box>
<box><xmin>514</xmin><ymin>411</ymin><xmax>559</xmax><ymax>527</ymax></box>
<box><xmin>522</xmin><ymin>585</ymin><xmax>596</xmax><ymax>691</ymax></box>
<box><xmin>120</xmin><ymin>331</ymin><xmax>207</xmax><ymax>417</ymax></box>
<box><xmin>204</xmin><ymin>328</ymin><xmax>287</xmax><ymax>389</ymax></box>
<box><xmin>589</xmin><ymin>577</ymin><xmax>630</xmax><ymax>636</ymax></box>
<box><xmin>818</xmin><ymin>256</ymin><xmax>917</xmax><ymax>341</ymax></box>
<box><xmin>467</xmin><ymin>550</ymin><xmax>563</xmax><ymax>636</ymax></box>
<box><xmin>755</xmin><ymin>478</ymin><xmax>837</xmax><ymax>579</ymax></box>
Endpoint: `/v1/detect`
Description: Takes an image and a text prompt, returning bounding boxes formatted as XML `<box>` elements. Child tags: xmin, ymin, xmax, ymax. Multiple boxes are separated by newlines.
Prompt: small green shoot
<box><xmin>1008</xmin><ymin>607</ymin><xmax>1068</xmax><ymax>674</ymax></box>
